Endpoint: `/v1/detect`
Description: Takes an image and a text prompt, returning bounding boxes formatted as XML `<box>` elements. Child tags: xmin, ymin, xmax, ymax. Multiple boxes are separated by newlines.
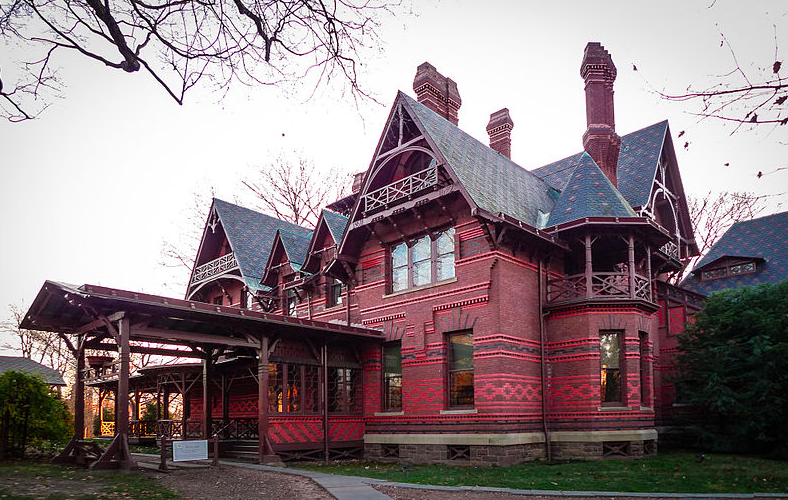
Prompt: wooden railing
<box><xmin>191</xmin><ymin>252</ymin><xmax>238</xmax><ymax>285</ymax></box>
<box><xmin>211</xmin><ymin>418</ymin><xmax>259</xmax><ymax>439</ymax></box>
<box><xmin>100</xmin><ymin>421</ymin><xmax>115</xmax><ymax>436</ymax></box>
<box><xmin>156</xmin><ymin>419</ymin><xmax>203</xmax><ymax>439</ymax></box>
<box><xmin>129</xmin><ymin>420</ymin><xmax>158</xmax><ymax>437</ymax></box>
<box><xmin>548</xmin><ymin>271</ymin><xmax>652</xmax><ymax>304</ymax></box>
<box><xmin>362</xmin><ymin>165</ymin><xmax>438</xmax><ymax>212</ymax></box>
<box><xmin>659</xmin><ymin>240</ymin><xmax>679</xmax><ymax>260</ymax></box>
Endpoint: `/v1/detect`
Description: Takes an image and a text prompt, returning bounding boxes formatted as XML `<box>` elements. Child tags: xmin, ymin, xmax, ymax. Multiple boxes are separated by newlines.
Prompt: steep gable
<box><xmin>401</xmin><ymin>93</ymin><xmax>556</xmax><ymax>226</ymax></box>
<box><xmin>681</xmin><ymin>211</ymin><xmax>788</xmax><ymax>295</ymax></box>
<box><xmin>617</xmin><ymin>120</ymin><xmax>668</xmax><ymax>209</ymax></box>
<box><xmin>323</xmin><ymin>210</ymin><xmax>349</xmax><ymax>244</ymax></box>
<box><xmin>546</xmin><ymin>153</ymin><xmax>636</xmax><ymax>227</ymax></box>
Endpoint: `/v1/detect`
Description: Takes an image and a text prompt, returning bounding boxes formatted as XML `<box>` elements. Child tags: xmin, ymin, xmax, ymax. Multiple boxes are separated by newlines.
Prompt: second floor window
<box><xmin>328</xmin><ymin>278</ymin><xmax>344</xmax><ymax>308</ymax></box>
<box><xmin>285</xmin><ymin>290</ymin><xmax>297</xmax><ymax>316</ymax></box>
<box><xmin>391</xmin><ymin>228</ymin><xmax>455</xmax><ymax>292</ymax></box>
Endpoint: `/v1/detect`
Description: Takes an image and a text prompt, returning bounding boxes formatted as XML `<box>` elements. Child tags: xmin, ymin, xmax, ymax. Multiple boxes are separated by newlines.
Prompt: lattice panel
<box><xmin>268</xmin><ymin>418</ymin><xmax>323</xmax><ymax>444</ymax></box>
<box><xmin>329</xmin><ymin>419</ymin><xmax>364</xmax><ymax>442</ymax></box>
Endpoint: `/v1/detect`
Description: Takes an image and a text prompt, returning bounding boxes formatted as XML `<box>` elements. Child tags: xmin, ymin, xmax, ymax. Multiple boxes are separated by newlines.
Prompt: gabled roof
<box><xmin>278</xmin><ymin>229</ymin><xmax>313</xmax><ymax>269</ymax></box>
<box><xmin>401</xmin><ymin>93</ymin><xmax>557</xmax><ymax>226</ymax></box>
<box><xmin>546</xmin><ymin>153</ymin><xmax>636</xmax><ymax>227</ymax></box>
<box><xmin>0</xmin><ymin>356</ymin><xmax>66</xmax><ymax>385</ymax></box>
<box><xmin>681</xmin><ymin>211</ymin><xmax>788</xmax><ymax>295</ymax></box>
<box><xmin>531</xmin><ymin>120</ymin><xmax>668</xmax><ymax>210</ymax></box>
<box><xmin>212</xmin><ymin>198</ymin><xmax>311</xmax><ymax>283</ymax></box>
<box><xmin>617</xmin><ymin>120</ymin><xmax>668</xmax><ymax>209</ymax></box>
<box><xmin>323</xmin><ymin>210</ymin><xmax>349</xmax><ymax>243</ymax></box>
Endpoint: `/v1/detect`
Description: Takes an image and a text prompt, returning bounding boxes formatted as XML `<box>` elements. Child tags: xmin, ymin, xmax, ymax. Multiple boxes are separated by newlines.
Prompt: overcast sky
<box><xmin>1</xmin><ymin>0</ymin><xmax>786</xmax><ymax>352</ymax></box>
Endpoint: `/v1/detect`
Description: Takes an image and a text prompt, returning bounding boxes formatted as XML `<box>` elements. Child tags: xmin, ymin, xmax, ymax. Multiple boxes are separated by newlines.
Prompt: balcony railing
<box><xmin>156</xmin><ymin>419</ymin><xmax>204</xmax><ymax>439</ymax></box>
<box><xmin>129</xmin><ymin>420</ymin><xmax>158</xmax><ymax>437</ymax></box>
<box><xmin>191</xmin><ymin>252</ymin><xmax>238</xmax><ymax>285</ymax></box>
<box><xmin>211</xmin><ymin>418</ymin><xmax>259</xmax><ymax>439</ymax></box>
<box><xmin>659</xmin><ymin>240</ymin><xmax>679</xmax><ymax>260</ymax></box>
<box><xmin>547</xmin><ymin>271</ymin><xmax>652</xmax><ymax>305</ymax></box>
<box><xmin>363</xmin><ymin>165</ymin><xmax>438</xmax><ymax>212</ymax></box>
<box><xmin>100</xmin><ymin>421</ymin><xmax>115</xmax><ymax>436</ymax></box>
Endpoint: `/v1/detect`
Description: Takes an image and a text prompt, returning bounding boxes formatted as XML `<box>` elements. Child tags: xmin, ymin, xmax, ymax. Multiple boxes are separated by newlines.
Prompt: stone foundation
<box><xmin>365</xmin><ymin>430</ymin><xmax>658</xmax><ymax>465</ymax></box>
<box><xmin>365</xmin><ymin>442</ymin><xmax>546</xmax><ymax>466</ymax></box>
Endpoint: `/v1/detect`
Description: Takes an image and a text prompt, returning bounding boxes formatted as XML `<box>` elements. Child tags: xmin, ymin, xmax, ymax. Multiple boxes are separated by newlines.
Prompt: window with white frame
<box><xmin>391</xmin><ymin>228</ymin><xmax>455</xmax><ymax>292</ymax></box>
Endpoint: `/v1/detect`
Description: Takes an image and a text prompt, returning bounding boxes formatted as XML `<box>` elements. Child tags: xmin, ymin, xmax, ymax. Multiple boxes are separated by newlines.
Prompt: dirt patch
<box><xmin>0</xmin><ymin>474</ymin><xmax>108</xmax><ymax>498</ymax></box>
<box><xmin>152</xmin><ymin>465</ymin><xmax>334</xmax><ymax>500</ymax></box>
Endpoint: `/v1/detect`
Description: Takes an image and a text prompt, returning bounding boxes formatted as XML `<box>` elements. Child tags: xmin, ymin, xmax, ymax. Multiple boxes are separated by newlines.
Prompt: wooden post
<box><xmin>116</xmin><ymin>317</ymin><xmax>131</xmax><ymax>437</ymax></box>
<box><xmin>181</xmin><ymin>373</ymin><xmax>189</xmax><ymax>438</ymax></box>
<box><xmin>221</xmin><ymin>374</ymin><xmax>229</xmax><ymax>438</ymax></box>
<box><xmin>212</xmin><ymin>435</ymin><xmax>219</xmax><ymax>466</ymax></box>
<box><xmin>257</xmin><ymin>335</ymin><xmax>277</xmax><ymax>463</ymax></box>
<box><xmin>74</xmin><ymin>341</ymin><xmax>85</xmax><ymax>439</ymax></box>
<box><xmin>202</xmin><ymin>348</ymin><xmax>214</xmax><ymax>439</ymax></box>
<box><xmin>628</xmin><ymin>234</ymin><xmax>636</xmax><ymax>299</ymax></box>
<box><xmin>322</xmin><ymin>343</ymin><xmax>330</xmax><ymax>463</ymax></box>
<box><xmin>584</xmin><ymin>234</ymin><xmax>593</xmax><ymax>298</ymax></box>
<box><xmin>159</xmin><ymin>436</ymin><xmax>168</xmax><ymax>471</ymax></box>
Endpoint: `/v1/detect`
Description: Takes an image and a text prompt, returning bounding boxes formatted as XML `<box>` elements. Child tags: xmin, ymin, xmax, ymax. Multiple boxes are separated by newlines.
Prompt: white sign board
<box><xmin>172</xmin><ymin>439</ymin><xmax>208</xmax><ymax>462</ymax></box>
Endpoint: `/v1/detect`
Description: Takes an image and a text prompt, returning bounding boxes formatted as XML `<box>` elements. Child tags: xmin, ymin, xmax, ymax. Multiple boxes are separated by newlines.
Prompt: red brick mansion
<box><xmin>23</xmin><ymin>42</ymin><xmax>705</xmax><ymax>468</ymax></box>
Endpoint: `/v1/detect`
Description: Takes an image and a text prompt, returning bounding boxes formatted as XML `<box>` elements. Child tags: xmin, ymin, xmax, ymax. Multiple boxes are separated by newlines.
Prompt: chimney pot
<box><xmin>413</xmin><ymin>62</ymin><xmax>462</xmax><ymax>125</ymax></box>
<box><xmin>486</xmin><ymin>108</ymin><xmax>514</xmax><ymax>158</ymax></box>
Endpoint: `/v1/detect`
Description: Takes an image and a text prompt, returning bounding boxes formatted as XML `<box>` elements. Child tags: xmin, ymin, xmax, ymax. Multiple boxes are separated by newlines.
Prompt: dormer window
<box><xmin>700</xmin><ymin>259</ymin><xmax>757</xmax><ymax>281</ymax></box>
<box><xmin>327</xmin><ymin>278</ymin><xmax>344</xmax><ymax>308</ymax></box>
<box><xmin>391</xmin><ymin>228</ymin><xmax>455</xmax><ymax>293</ymax></box>
<box><xmin>285</xmin><ymin>290</ymin><xmax>297</xmax><ymax>316</ymax></box>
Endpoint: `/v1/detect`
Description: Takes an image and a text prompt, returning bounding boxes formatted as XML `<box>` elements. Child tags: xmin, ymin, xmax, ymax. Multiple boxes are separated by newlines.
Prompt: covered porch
<box><xmin>21</xmin><ymin>281</ymin><xmax>382</xmax><ymax>469</ymax></box>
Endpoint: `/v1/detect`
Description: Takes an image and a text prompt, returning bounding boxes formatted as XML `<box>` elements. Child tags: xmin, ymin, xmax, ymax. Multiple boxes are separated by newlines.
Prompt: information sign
<box><xmin>172</xmin><ymin>439</ymin><xmax>208</xmax><ymax>462</ymax></box>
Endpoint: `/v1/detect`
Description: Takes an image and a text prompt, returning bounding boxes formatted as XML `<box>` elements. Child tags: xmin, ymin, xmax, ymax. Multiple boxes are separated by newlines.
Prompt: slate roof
<box><xmin>547</xmin><ymin>153</ymin><xmax>636</xmax><ymax>226</ymax></box>
<box><xmin>681</xmin><ymin>211</ymin><xmax>788</xmax><ymax>295</ymax></box>
<box><xmin>531</xmin><ymin>121</ymin><xmax>668</xmax><ymax>210</ymax></box>
<box><xmin>213</xmin><ymin>198</ymin><xmax>311</xmax><ymax>285</ymax></box>
<box><xmin>401</xmin><ymin>93</ymin><xmax>557</xmax><ymax>227</ymax></box>
<box><xmin>278</xmin><ymin>229</ymin><xmax>313</xmax><ymax>269</ymax></box>
<box><xmin>0</xmin><ymin>356</ymin><xmax>66</xmax><ymax>385</ymax></box>
<box><xmin>323</xmin><ymin>210</ymin><xmax>349</xmax><ymax>244</ymax></box>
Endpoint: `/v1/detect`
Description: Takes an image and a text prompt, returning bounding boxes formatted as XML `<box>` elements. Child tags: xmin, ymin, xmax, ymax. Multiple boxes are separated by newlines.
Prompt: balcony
<box><xmin>547</xmin><ymin>271</ymin><xmax>652</xmax><ymax>305</ymax></box>
<box><xmin>659</xmin><ymin>240</ymin><xmax>679</xmax><ymax>260</ymax></box>
<box><xmin>362</xmin><ymin>165</ymin><xmax>438</xmax><ymax>213</ymax></box>
<box><xmin>191</xmin><ymin>252</ymin><xmax>238</xmax><ymax>286</ymax></box>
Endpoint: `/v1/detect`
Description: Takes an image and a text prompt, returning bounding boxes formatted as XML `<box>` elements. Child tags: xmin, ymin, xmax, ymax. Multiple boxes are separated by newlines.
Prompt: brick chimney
<box><xmin>413</xmin><ymin>62</ymin><xmax>462</xmax><ymax>125</ymax></box>
<box><xmin>580</xmin><ymin>42</ymin><xmax>621</xmax><ymax>187</ymax></box>
<box><xmin>486</xmin><ymin>108</ymin><xmax>514</xmax><ymax>158</ymax></box>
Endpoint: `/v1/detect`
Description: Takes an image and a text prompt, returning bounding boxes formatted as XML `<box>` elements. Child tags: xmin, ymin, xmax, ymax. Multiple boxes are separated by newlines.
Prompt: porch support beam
<box><xmin>257</xmin><ymin>335</ymin><xmax>278</xmax><ymax>463</ymax></box>
<box><xmin>322</xmin><ymin>343</ymin><xmax>330</xmax><ymax>463</ymax></box>
<box><xmin>202</xmin><ymin>348</ymin><xmax>214</xmax><ymax>439</ymax></box>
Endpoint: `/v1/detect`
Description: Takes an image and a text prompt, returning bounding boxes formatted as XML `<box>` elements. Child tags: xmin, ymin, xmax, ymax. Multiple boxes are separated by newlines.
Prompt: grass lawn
<box><xmin>0</xmin><ymin>461</ymin><xmax>177</xmax><ymax>500</ymax></box>
<box><xmin>295</xmin><ymin>451</ymin><xmax>788</xmax><ymax>494</ymax></box>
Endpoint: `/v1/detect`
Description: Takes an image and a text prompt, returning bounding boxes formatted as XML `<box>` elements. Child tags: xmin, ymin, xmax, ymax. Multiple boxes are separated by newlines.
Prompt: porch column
<box><xmin>98</xmin><ymin>390</ymin><xmax>106</xmax><ymax>435</ymax></box>
<box><xmin>628</xmin><ymin>235</ymin><xmax>636</xmax><ymax>299</ymax></box>
<box><xmin>221</xmin><ymin>375</ymin><xmax>230</xmax><ymax>439</ymax></box>
<box><xmin>116</xmin><ymin>317</ymin><xmax>131</xmax><ymax>438</ymax></box>
<box><xmin>74</xmin><ymin>340</ymin><xmax>85</xmax><ymax>439</ymax></box>
<box><xmin>584</xmin><ymin>234</ymin><xmax>593</xmax><ymax>298</ymax></box>
<box><xmin>257</xmin><ymin>335</ymin><xmax>277</xmax><ymax>463</ymax></box>
<box><xmin>202</xmin><ymin>348</ymin><xmax>214</xmax><ymax>438</ymax></box>
<box><xmin>182</xmin><ymin>373</ymin><xmax>190</xmax><ymax>438</ymax></box>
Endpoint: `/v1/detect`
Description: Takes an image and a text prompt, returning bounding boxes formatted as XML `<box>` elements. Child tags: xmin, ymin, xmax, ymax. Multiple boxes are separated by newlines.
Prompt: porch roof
<box><xmin>21</xmin><ymin>281</ymin><xmax>383</xmax><ymax>349</ymax></box>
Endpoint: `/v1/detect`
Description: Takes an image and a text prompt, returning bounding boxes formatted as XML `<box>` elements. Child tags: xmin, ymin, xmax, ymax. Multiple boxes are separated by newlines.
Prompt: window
<box><xmin>328</xmin><ymin>368</ymin><xmax>361</xmax><ymax>413</ymax></box>
<box><xmin>701</xmin><ymin>260</ymin><xmax>757</xmax><ymax>281</ymax></box>
<box><xmin>268</xmin><ymin>363</ymin><xmax>319</xmax><ymax>414</ymax></box>
<box><xmin>448</xmin><ymin>332</ymin><xmax>474</xmax><ymax>407</ymax></box>
<box><xmin>391</xmin><ymin>228</ymin><xmax>455</xmax><ymax>292</ymax></box>
<box><xmin>639</xmin><ymin>332</ymin><xmax>649</xmax><ymax>406</ymax></box>
<box><xmin>600</xmin><ymin>332</ymin><xmax>622</xmax><ymax>404</ymax></box>
<box><xmin>383</xmin><ymin>342</ymin><xmax>402</xmax><ymax>411</ymax></box>
<box><xmin>327</xmin><ymin>278</ymin><xmax>344</xmax><ymax>308</ymax></box>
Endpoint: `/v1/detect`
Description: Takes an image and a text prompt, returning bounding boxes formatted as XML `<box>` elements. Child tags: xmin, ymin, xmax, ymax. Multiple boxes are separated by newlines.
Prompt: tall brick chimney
<box><xmin>486</xmin><ymin>108</ymin><xmax>514</xmax><ymax>158</ymax></box>
<box><xmin>413</xmin><ymin>62</ymin><xmax>462</xmax><ymax>125</ymax></box>
<box><xmin>580</xmin><ymin>42</ymin><xmax>621</xmax><ymax>187</ymax></box>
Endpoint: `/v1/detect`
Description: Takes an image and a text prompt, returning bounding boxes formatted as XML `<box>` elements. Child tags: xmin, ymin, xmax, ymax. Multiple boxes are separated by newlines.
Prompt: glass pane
<box><xmin>449</xmin><ymin>333</ymin><xmax>473</xmax><ymax>371</ymax></box>
<box><xmin>287</xmin><ymin>364</ymin><xmax>301</xmax><ymax>413</ymax></box>
<box><xmin>412</xmin><ymin>236</ymin><xmax>431</xmax><ymax>262</ymax></box>
<box><xmin>436</xmin><ymin>229</ymin><xmax>455</xmax><ymax>255</ymax></box>
<box><xmin>384</xmin><ymin>374</ymin><xmax>402</xmax><ymax>410</ymax></box>
<box><xmin>602</xmin><ymin>369</ymin><xmax>621</xmax><ymax>403</ymax></box>
<box><xmin>303</xmin><ymin>365</ymin><xmax>319</xmax><ymax>413</ymax></box>
<box><xmin>392</xmin><ymin>267</ymin><xmax>408</xmax><ymax>292</ymax></box>
<box><xmin>412</xmin><ymin>260</ymin><xmax>431</xmax><ymax>286</ymax></box>
<box><xmin>384</xmin><ymin>342</ymin><xmax>402</xmax><ymax>373</ymax></box>
<box><xmin>599</xmin><ymin>332</ymin><xmax>620</xmax><ymax>369</ymax></box>
<box><xmin>436</xmin><ymin>253</ymin><xmax>455</xmax><ymax>281</ymax></box>
<box><xmin>449</xmin><ymin>371</ymin><xmax>474</xmax><ymax>406</ymax></box>
<box><xmin>392</xmin><ymin>243</ymin><xmax>407</xmax><ymax>268</ymax></box>
<box><xmin>328</xmin><ymin>368</ymin><xmax>342</xmax><ymax>412</ymax></box>
<box><xmin>268</xmin><ymin>363</ymin><xmax>283</xmax><ymax>413</ymax></box>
